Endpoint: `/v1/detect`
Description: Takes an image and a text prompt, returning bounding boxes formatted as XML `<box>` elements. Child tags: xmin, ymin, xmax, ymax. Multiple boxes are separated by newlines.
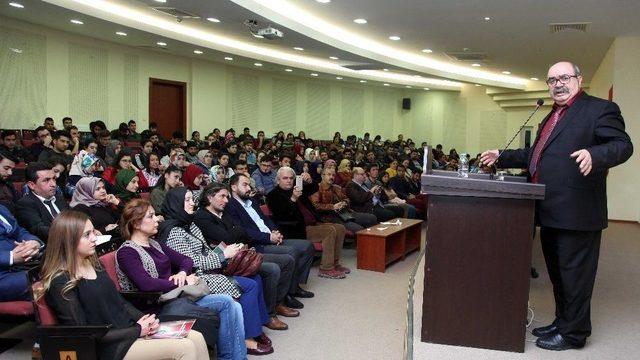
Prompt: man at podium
<box><xmin>480</xmin><ymin>61</ymin><xmax>633</xmax><ymax>351</ymax></box>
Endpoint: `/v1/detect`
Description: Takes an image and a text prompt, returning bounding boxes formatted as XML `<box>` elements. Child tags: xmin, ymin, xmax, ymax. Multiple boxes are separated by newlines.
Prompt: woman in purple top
<box><xmin>116</xmin><ymin>198</ymin><xmax>247</xmax><ymax>360</ymax></box>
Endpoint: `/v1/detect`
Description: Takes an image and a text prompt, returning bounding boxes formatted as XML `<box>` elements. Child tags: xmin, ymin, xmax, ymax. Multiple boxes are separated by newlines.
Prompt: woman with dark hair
<box><xmin>102</xmin><ymin>150</ymin><xmax>140</xmax><ymax>186</ymax></box>
<box><xmin>160</xmin><ymin>187</ymin><xmax>273</xmax><ymax>355</ymax></box>
<box><xmin>114</xmin><ymin>169</ymin><xmax>140</xmax><ymax>203</ymax></box>
<box><xmin>253</xmin><ymin>131</ymin><xmax>266</xmax><ymax>150</ymax></box>
<box><xmin>38</xmin><ymin>211</ymin><xmax>209</xmax><ymax>360</ymax></box>
<box><xmin>71</xmin><ymin>177</ymin><xmax>122</xmax><ymax>240</ymax></box>
<box><xmin>138</xmin><ymin>153</ymin><xmax>161</xmax><ymax>191</ymax></box>
<box><xmin>134</xmin><ymin>139</ymin><xmax>154</xmax><ymax>170</ymax></box>
<box><xmin>150</xmin><ymin>165</ymin><xmax>182</xmax><ymax>216</ymax></box>
<box><xmin>116</xmin><ymin>199</ymin><xmax>247</xmax><ymax>359</ymax></box>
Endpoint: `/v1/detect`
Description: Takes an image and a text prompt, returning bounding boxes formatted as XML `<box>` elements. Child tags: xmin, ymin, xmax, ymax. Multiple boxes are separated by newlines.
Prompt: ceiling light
<box><xmin>360</xmin><ymin>80</ymin><xmax>366</xmax><ymax>83</ymax></box>
<box><xmin>353</xmin><ymin>18</ymin><xmax>367</xmax><ymax>24</ymax></box>
<box><xmin>501</xmin><ymin>71</ymin><xmax>511</xmax><ymax>75</ymax></box>
<box><xmin>310</xmin><ymin>73</ymin><xmax>319</xmax><ymax>76</ymax></box>
<box><xmin>471</xmin><ymin>63</ymin><xmax>481</xmax><ymax>67</ymax></box>
<box><xmin>530</xmin><ymin>77</ymin><xmax>539</xmax><ymax>81</ymax></box>
<box><xmin>285</xmin><ymin>68</ymin><xmax>293</xmax><ymax>72</ymax></box>
<box><xmin>316</xmin><ymin>0</ymin><xmax>331</xmax><ymax>3</ymax></box>
<box><xmin>388</xmin><ymin>36</ymin><xmax>401</xmax><ymax>41</ymax></box>
<box><xmin>336</xmin><ymin>76</ymin><xmax>343</xmax><ymax>80</ymax></box>
<box><xmin>206</xmin><ymin>17</ymin><xmax>220</xmax><ymax>23</ymax></box>
<box><xmin>475</xmin><ymin>84</ymin><xmax>482</xmax><ymax>87</ymax></box>
<box><xmin>153</xmin><ymin>0</ymin><xmax>166</xmax><ymax>3</ymax></box>
<box><xmin>383</xmin><ymin>83</ymin><xmax>390</xmax><ymax>86</ymax></box>
<box><xmin>421</xmin><ymin>49</ymin><xmax>433</xmax><ymax>53</ymax></box>
<box><xmin>193</xmin><ymin>50</ymin><xmax>203</xmax><ymax>54</ymax></box>
<box><xmin>413</xmin><ymin>75</ymin><xmax>422</xmax><ymax>78</ymax></box>
<box><xmin>9</xmin><ymin>2</ymin><xmax>24</xmax><ymax>8</ymax></box>
<box><xmin>484</xmin><ymin>17</ymin><xmax>491</xmax><ymax>21</ymax></box>
<box><xmin>329</xmin><ymin>56</ymin><xmax>339</xmax><ymax>60</ymax></box>
<box><xmin>115</xmin><ymin>31</ymin><xmax>127</xmax><ymax>36</ymax></box>
<box><xmin>405</xmin><ymin>85</ymin><xmax>412</xmax><ymax>88</ymax></box>
<box><xmin>224</xmin><ymin>57</ymin><xmax>233</xmax><ymax>61</ymax></box>
<box><xmin>423</xmin><ymin>88</ymin><xmax>430</xmax><ymax>91</ymax></box>
<box><xmin>156</xmin><ymin>41</ymin><xmax>167</xmax><ymax>46</ymax></box>
<box><xmin>383</xmin><ymin>68</ymin><xmax>389</xmax><ymax>72</ymax></box>
<box><xmin>293</xmin><ymin>47</ymin><xmax>304</xmax><ymax>51</ymax></box>
<box><xmin>252</xmin><ymin>34</ymin><xmax>264</xmax><ymax>39</ymax></box>
<box><xmin>70</xmin><ymin>19</ymin><xmax>84</xmax><ymax>25</ymax></box>
<box><xmin>254</xmin><ymin>62</ymin><xmax>263</xmax><ymax>67</ymax></box>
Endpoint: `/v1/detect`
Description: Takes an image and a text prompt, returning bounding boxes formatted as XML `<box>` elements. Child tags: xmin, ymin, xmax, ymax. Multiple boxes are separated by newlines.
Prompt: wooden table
<box><xmin>356</xmin><ymin>218</ymin><xmax>423</xmax><ymax>272</ymax></box>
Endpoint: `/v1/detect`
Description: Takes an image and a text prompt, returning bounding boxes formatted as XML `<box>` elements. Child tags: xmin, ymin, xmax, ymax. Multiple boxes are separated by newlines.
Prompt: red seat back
<box><xmin>0</xmin><ymin>300</ymin><xmax>33</xmax><ymax>317</ymax></box>
<box><xmin>31</xmin><ymin>281</ymin><xmax>58</xmax><ymax>326</ymax></box>
<box><xmin>260</xmin><ymin>204</ymin><xmax>272</xmax><ymax>217</ymax></box>
<box><xmin>139</xmin><ymin>192</ymin><xmax>151</xmax><ymax>201</ymax></box>
<box><xmin>21</xmin><ymin>139</ymin><xmax>37</xmax><ymax>148</ymax></box>
<box><xmin>21</xmin><ymin>129</ymin><xmax>35</xmax><ymax>140</ymax></box>
<box><xmin>99</xmin><ymin>251</ymin><xmax>122</xmax><ymax>291</ymax></box>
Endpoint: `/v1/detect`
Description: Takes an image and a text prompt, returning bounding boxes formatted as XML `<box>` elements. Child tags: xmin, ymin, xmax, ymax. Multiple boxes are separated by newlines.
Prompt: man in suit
<box><xmin>345</xmin><ymin>167</ymin><xmax>403</xmax><ymax>222</ymax></box>
<box><xmin>0</xmin><ymin>204</ymin><xmax>42</xmax><ymax>301</ymax></box>
<box><xmin>481</xmin><ymin>61</ymin><xmax>633</xmax><ymax>350</ymax></box>
<box><xmin>15</xmin><ymin>162</ymin><xmax>69</xmax><ymax>242</ymax></box>
<box><xmin>225</xmin><ymin>173</ymin><xmax>315</xmax><ymax>309</ymax></box>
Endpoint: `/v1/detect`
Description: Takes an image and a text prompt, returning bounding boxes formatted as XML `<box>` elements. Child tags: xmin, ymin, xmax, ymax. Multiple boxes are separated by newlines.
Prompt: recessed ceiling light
<box><xmin>421</xmin><ymin>49</ymin><xmax>433</xmax><ymax>53</ymax></box>
<box><xmin>153</xmin><ymin>0</ymin><xmax>166</xmax><ymax>3</ymax></box>
<box><xmin>360</xmin><ymin>80</ymin><xmax>367</xmax><ymax>83</ymax></box>
<box><xmin>471</xmin><ymin>63</ymin><xmax>481</xmax><ymax>67</ymax></box>
<box><xmin>156</xmin><ymin>41</ymin><xmax>167</xmax><ymax>46</ymax></box>
<box><xmin>382</xmin><ymin>68</ymin><xmax>389</xmax><ymax>72</ymax></box>
<box><xmin>405</xmin><ymin>85</ymin><xmax>412</xmax><ymax>88</ymax></box>
<box><xmin>388</xmin><ymin>36</ymin><xmax>401</xmax><ymax>41</ymax></box>
<box><xmin>383</xmin><ymin>83</ymin><xmax>390</xmax><ymax>86</ymax></box>
<box><xmin>206</xmin><ymin>17</ymin><xmax>220</xmax><ymax>23</ymax></box>
<box><xmin>530</xmin><ymin>77</ymin><xmax>539</xmax><ymax>81</ymax></box>
<box><xmin>252</xmin><ymin>34</ymin><xmax>264</xmax><ymax>39</ymax></box>
<box><xmin>254</xmin><ymin>62</ymin><xmax>263</xmax><ymax>67</ymax></box>
<box><xmin>502</xmin><ymin>71</ymin><xmax>511</xmax><ymax>75</ymax></box>
<box><xmin>413</xmin><ymin>75</ymin><xmax>422</xmax><ymax>78</ymax></box>
<box><xmin>70</xmin><ymin>19</ymin><xmax>84</xmax><ymax>25</ymax></box>
<box><xmin>293</xmin><ymin>47</ymin><xmax>304</xmax><ymax>51</ymax></box>
<box><xmin>475</xmin><ymin>84</ymin><xmax>482</xmax><ymax>87</ymax></box>
<box><xmin>193</xmin><ymin>50</ymin><xmax>203</xmax><ymax>54</ymax></box>
<box><xmin>316</xmin><ymin>0</ymin><xmax>331</xmax><ymax>3</ymax></box>
<box><xmin>224</xmin><ymin>57</ymin><xmax>233</xmax><ymax>61</ymax></box>
<box><xmin>115</xmin><ymin>31</ymin><xmax>127</xmax><ymax>36</ymax></box>
<box><xmin>310</xmin><ymin>73</ymin><xmax>319</xmax><ymax>77</ymax></box>
<box><xmin>285</xmin><ymin>68</ymin><xmax>293</xmax><ymax>72</ymax></box>
<box><xmin>329</xmin><ymin>56</ymin><xmax>339</xmax><ymax>60</ymax></box>
<box><xmin>423</xmin><ymin>88</ymin><xmax>430</xmax><ymax>91</ymax></box>
<box><xmin>353</xmin><ymin>18</ymin><xmax>367</xmax><ymax>24</ymax></box>
<box><xmin>484</xmin><ymin>17</ymin><xmax>491</xmax><ymax>21</ymax></box>
<box><xmin>9</xmin><ymin>2</ymin><xmax>24</xmax><ymax>8</ymax></box>
<box><xmin>336</xmin><ymin>77</ymin><xmax>343</xmax><ymax>80</ymax></box>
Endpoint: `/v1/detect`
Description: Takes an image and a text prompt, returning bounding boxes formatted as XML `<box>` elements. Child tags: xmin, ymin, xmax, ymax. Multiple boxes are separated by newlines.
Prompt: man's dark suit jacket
<box><xmin>224</xmin><ymin>197</ymin><xmax>276</xmax><ymax>251</ymax></box>
<box><xmin>265</xmin><ymin>186</ymin><xmax>307</xmax><ymax>240</ymax></box>
<box><xmin>15</xmin><ymin>192</ymin><xmax>69</xmax><ymax>241</ymax></box>
<box><xmin>193</xmin><ymin>208</ymin><xmax>251</xmax><ymax>246</ymax></box>
<box><xmin>499</xmin><ymin>92</ymin><xmax>633</xmax><ymax>231</ymax></box>
<box><xmin>344</xmin><ymin>181</ymin><xmax>376</xmax><ymax>213</ymax></box>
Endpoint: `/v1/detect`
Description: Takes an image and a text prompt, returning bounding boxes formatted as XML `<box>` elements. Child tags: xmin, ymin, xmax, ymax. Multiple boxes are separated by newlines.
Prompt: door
<box><xmin>149</xmin><ymin>78</ymin><xmax>186</xmax><ymax>140</ymax></box>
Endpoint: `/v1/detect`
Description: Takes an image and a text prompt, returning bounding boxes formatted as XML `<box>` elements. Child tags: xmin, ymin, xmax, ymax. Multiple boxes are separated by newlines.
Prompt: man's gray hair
<box><xmin>572</xmin><ymin>63</ymin><xmax>582</xmax><ymax>77</ymax></box>
<box><xmin>276</xmin><ymin>166</ymin><xmax>295</xmax><ymax>181</ymax></box>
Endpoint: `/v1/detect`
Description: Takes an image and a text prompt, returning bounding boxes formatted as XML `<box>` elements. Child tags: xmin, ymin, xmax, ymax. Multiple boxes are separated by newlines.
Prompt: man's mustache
<box><xmin>553</xmin><ymin>87</ymin><xmax>570</xmax><ymax>95</ymax></box>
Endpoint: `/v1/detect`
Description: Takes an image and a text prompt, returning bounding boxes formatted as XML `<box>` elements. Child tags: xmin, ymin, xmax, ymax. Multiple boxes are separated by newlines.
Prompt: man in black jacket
<box><xmin>15</xmin><ymin>162</ymin><xmax>68</xmax><ymax>242</ymax></box>
<box><xmin>194</xmin><ymin>184</ymin><xmax>297</xmax><ymax>330</ymax></box>
<box><xmin>481</xmin><ymin>61</ymin><xmax>633</xmax><ymax>351</ymax></box>
<box><xmin>345</xmin><ymin>167</ymin><xmax>402</xmax><ymax>222</ymax></box>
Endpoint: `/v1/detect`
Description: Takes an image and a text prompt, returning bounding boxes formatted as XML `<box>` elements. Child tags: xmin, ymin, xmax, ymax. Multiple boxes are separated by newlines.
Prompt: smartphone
<box><xmin>296</xmin><ymin>175</ymin><xmax>303</xmax><ymax>189</ymax></box>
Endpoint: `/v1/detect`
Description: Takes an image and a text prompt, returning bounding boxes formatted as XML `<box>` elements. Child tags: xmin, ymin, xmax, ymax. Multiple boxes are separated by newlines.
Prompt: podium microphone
<box><xmin>494</xmin><ymin>98</ymin><xmax>544</xmax><ymax>166</ymax></box>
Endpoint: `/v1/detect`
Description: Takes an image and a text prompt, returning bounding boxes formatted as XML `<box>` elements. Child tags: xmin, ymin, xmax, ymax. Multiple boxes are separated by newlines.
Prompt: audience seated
<box><xmin>114</xmin><ymin>169</ymin><xmax>140</xmax><ymax>204</ymax></box>
<box><xmin>267</xmin><ymin>167</ymin><xmax>349</xmax><ymax>279</ymax></box>
<box><xmin>334</xmin><ymin>159</ymin><xmax>353</xmax><ymax>187</ymax></box>
<box><xmin>27</xmin><ymin>126</ymin><xmax>52</xmax><ymax>162</ymax></box>
<box><xmin>150</xmin><ymin>165</ymin><xmax>182</xmax><ymax>216</ymax></box>
<box><xmin>309</xmin><ymin>167</ymin><xmax>377</xmax><ymax>233</ymax></box>
<box><xmin>0</xmin><ymin>152</ymin><xmax>19</xmax><ymax>213</ymax></box>
<box><xmin>16</xmin><ymin>162</ymin><xmax>69</xmax><ymax>241</ymax></box>
<box><xmin>70</xmin><ymin>177</ymin><xmax>123</xmax><ymax>242</ymax></box>
<box><xmin>37</xmin><ymin>130</ymin><xmax>72</xmax><ymax>167</ymax></box>
<box><xmin>182</xmin><ymin>164</ymin><xmax>207</xmax><ymax>192</ymax></box>
<box><xmin>38</xmin><ymin>211</ymin><xmax>209</xmax><ymax>360</ymax></box>
<box><xmin>139</xmin><ymin>153</ymin><xmax>162</xmax><ymax>191</ymax></box>
<box><xmin>65</xmin><ymin>151</ymin><xmax>98</xmax><ymax>197</ymax></box>
<box><xmin>134</xmin><ymin>139</ymin><xmax>154</xmax><ymax>170</ymax></box>
<box><xmin>388</xmin><ymin>164</ymin><xmax>427</xmax><ymax>212</ymax></box>
<box><xmin>0</xmin><ymin>130</ymin><xmax>29</xmax><ymax>163</ymax></box>
<box><xmin>102</xmin><ymin>150</ymin><xmax>141</xmax><ymax>187</ymax></box>
<box><xmin>345</xmin><ymin>167</ymin><xmax>403</xmax><ymax>222</ymax></box>
<box><xmin>225</xmin><ymin>173</ymin><xmax>315</xmax><ymax>309</ymax></box>
<box><xmin>365</xmin><ymin>164</ymin><xmax>417</xmax><ymax>218</ymax></box>
<box><xmin>251</xmin><ymin>155</ymin><xmax>276</xmax><ymax>195</ymax></box>
<box><xmin>115</xmin><ymin>199</ymin><xmax>247</xmax><ymax>359</ymax></box>
<box><xmin>159</xmin><ymin>187</ymin><xmax>273</xmax><ymax>355</ymax></box>
<box><xmin>0</xmin><ymin>204</ymin><xmax>42</xmax><ymax>301</ymax></box>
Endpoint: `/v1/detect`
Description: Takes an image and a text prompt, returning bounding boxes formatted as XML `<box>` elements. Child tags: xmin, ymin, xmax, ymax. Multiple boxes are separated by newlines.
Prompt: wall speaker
<box><xmin>402</xmin><ymin>98</ymin><xmax>411</xmax><ymax>110</ymax></box>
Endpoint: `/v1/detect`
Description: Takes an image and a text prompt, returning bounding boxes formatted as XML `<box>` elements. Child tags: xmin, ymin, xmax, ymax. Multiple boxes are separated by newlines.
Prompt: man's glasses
<box><xmin>546</xmin><ymin>74</ymin><xmax>578</xmax><ymax>86</ymax></box>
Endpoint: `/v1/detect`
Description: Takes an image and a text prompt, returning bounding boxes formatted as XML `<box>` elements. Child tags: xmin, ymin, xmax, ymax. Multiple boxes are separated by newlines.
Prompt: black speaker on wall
<box><xmin>402</xmin><ymin>98</ymin><xmax>411</xmax><ymax>110</ymax></box>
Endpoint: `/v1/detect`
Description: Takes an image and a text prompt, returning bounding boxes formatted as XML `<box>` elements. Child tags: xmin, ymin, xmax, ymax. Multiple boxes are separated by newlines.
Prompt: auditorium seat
<box><xmin>20</xmin><ymin>139</ymin><xmax>37</xmax><ymax>148</ymax></box>
<box><xmin>99</xmin><ymin>251</ymin><xmax>162</xmax><ymax>308</ymax></box>
<box><xmin>124</xmin><ymin>141</ymin><xmax>139</xmax><ymax>148</ymax></box>
<box><xmin>139</xmin><ymin>192</ymin><xmax>151</xmax><ymax>201</ymax></box>
<box><xmin>259</xmin><ymin>204</ymin><xmax>272</xmax><ymax>218</ymax></box>
<box><xmin>12</xmin><ymin>182</ymin><xmax>24</xmax><ymax>198</ymax></box>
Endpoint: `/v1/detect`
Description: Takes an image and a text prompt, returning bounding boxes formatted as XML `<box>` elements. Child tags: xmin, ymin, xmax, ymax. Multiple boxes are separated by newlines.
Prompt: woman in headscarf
<box><xmin>70</xmin><ymin>177</ymin><xmax>122</xmax><ymax>241</ymax></box>
<box><xmin>65</xmin><ymin>151</ymin><xmax>98</xmax><ymax>197</ymax></box>
<box><xmin>114</xmin><ymin>169</ymin><xmax>140</xmax><ymax>203</ymax></box>
<box><xmin>334</xmin><ymin>158</ymin><xmax>353</xmax><ymax>187</ymax></box>
<box><xmin>182</xmin><ymin>164</ymin><xmax>207</xmax><ymax>191</ymax></box>
<box><xmin>195</xmin><ymin>150</ymin><xmax>213</xmax><ymax>174</ymax></box>
<box><xmin>159</xmin><ymin>187</ymin><xmax>273</xmax><ymax>355</ymax></box>
<box><xmin>104</xmin><ymin>140</ymin><xmax>123</xmax><ymax>167</ymax></box>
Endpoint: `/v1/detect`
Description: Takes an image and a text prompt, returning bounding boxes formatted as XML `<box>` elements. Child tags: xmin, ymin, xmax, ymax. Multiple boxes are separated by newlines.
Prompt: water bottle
<box><xmin>458</xmin><ymin>153</ymin><xmax>469</xmax><ymax>178</ymax></box>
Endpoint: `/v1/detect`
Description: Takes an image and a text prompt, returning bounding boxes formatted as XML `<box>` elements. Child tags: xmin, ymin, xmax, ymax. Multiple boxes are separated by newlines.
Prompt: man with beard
<box><xmin>481</xmin><ymin>61</ymin><xmax>633</xmax><ymax>351</ymax></box>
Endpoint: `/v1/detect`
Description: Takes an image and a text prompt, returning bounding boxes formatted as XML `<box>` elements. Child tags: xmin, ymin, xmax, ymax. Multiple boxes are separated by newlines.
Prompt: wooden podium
<box><xmin>420</xmin><ymin>170</ymin><xmax>545</xmax><ymax>352</ymax></box>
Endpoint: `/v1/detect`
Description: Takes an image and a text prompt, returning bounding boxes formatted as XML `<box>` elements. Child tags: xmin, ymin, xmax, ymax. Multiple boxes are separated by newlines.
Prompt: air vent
<box><xmin>444</xmin><ymin>52</ymin><xmax>487</xmax><ymax>62</ymax></box>
<box><xmin>549</xmin><ymin>22</ymin><xmax>590</xmax><ymax>33</ymax></box>
<box><xmin>152</xmin><ymin>7</ymin><xmax>200</xmax><ymax>20</ymax></box>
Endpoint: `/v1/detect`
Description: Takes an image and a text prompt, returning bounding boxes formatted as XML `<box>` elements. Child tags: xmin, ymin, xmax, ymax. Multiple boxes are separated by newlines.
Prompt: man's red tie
<box><xmin>528</xmin><ymin>106</ymin><xmax>565</xmax><ymax>178</ymax></box>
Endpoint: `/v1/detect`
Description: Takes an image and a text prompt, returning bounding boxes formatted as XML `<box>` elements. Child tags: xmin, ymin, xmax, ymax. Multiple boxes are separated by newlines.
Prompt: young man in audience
<box><xmin>346</xmin><ymin>167</ymin><xmax>403</xmax><ymax>222</ymax></box>
<box><xmin>96</xmin><ymin>130</ymin><xmax>111</xmax><ymax>161</ymax></box>
<box><xmin>0</xmin><ymin>203</ymin><xmax>43</xmax><ymax>301</ymax></box>
<box><xmin>0</xmin><ymin>131</ymin><xmax>28</xmax><ymax>163</ymax></box>
<box><xmin>0</xmin><ymin>152</ymin><xmax>19</xmax><ymax>213</ymax></box>
<box><xmin>15</xmin><ymin>162</ymin><xmax>68</xmax><ymax>242</ymax></box>
<box><xmin>28</xmin><ymin>126</ymin><xmax>52</xmax><ymax>162</ymax></box>
<box><xmin>67</xmin><ymin>125</ymin><xmax>80</xmax><ymax>155</ymax></box>
<box><xmin>62</xmin><ymin>116</ymin><xmax>73</xmax><ymax>130</ymax></box>
<box><xmin>251</xmin><ymin>155</ymin><xmax>277</xmax><ymax>195</ymax></box>
<box><xmin>226</xmin><ymin>173</ymin><xmax>316</xmax><ymax>309</ymax></box>
<box><xmin>38</xmin><ymin>130</ymin><xmax>72</xmax><ymax>167</ymax></box>
<box><xmin>43</xmin><ymin>117</ymin><xmax>56</xmax><ymax>133</ymax></box>
<box><xmin>128</xmin><ymin>119</ymin><xmax>141</xmax><ymax>140</ymax></box>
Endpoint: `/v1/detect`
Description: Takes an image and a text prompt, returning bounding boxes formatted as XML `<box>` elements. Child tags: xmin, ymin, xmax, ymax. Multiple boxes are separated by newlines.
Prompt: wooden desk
<box><xmin>356</xmin><ymin>218</ymin><xmax>423</xmax><ymax>272</ymax></box>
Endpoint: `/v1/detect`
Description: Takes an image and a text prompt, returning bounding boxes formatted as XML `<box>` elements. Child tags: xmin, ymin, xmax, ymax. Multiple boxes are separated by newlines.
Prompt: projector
<box><xmin>257</xmin><ymin>27</ymin><xmax>283</xmax><ymax>39</ymax></box>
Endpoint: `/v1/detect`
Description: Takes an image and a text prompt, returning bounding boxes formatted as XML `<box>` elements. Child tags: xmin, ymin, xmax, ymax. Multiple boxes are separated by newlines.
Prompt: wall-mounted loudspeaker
<box><xmin>402</xmin><ymin>98</ymin><xmax>411</xmax><ymax>110</ymax></box>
